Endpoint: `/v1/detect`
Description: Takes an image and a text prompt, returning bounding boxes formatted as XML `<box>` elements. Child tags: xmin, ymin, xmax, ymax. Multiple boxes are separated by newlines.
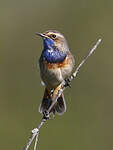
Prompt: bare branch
<box><xmin>34</xmin><ymin>132</ymin><xmax>39</xmax><ymax>150</ymax></box>
<box><xmin>72</xmin><ymin>38</ymin><xmax>102</xmax><ymax>78</ymax></box>
<box><xmin>22</xmin><ymin>38</ymin><xmax>102</xmax><ymax>150</ymax></box>
<box><xmin>23</xmin><ymin>119</ymin><xmax>46</xmax><ymax>150</ymax></box>
<box><xmin>47</xmin><ymin>38</ymin><xmax>102</xmax><ymax>113</ymax></box>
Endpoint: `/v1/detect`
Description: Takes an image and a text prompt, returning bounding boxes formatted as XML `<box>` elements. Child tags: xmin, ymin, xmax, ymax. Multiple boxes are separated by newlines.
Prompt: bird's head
<box><xmin>36</xmin><ymin>30</ymin><xmax>69</xmax><ymax>52</ymax></box>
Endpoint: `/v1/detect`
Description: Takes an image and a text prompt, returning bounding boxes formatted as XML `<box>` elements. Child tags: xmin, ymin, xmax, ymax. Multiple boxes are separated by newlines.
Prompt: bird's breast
<box><xmin>39</xmin><ymin>51</ymin><xmax>75</xmax><ymax>89</ymax></box>
<box><xmin>43</xmin><ymin>56</ymin><xmax>69</xmax><ymax>69</ymax></box>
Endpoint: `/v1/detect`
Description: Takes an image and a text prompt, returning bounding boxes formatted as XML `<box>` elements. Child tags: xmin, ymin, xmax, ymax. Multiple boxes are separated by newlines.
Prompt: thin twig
<box><xmin>23</xmin><ymin>38</ymin><xmax>102</xmax><ymax>150</ymax></box>
<box><xmin>34</xmin><ymin>133</ymin><xmax>39</xmax><ymax>150</ymax></box>
<box><xmin>23</xmin><ymin>118</ymin><xmax>46</xmax><ymax>150</ymax></box>
<box><xmin>47</xmin><ymin>38</ymin><xmax>102</xmax><ymax>113</ymax></box>
<box><xmin>72</xmin><ymin>38</ymin><xmax>102</xmax><ymax>78</ymax></box>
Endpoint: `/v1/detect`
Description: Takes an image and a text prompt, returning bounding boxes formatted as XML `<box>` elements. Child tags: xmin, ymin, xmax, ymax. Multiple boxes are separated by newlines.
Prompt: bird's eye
<box><xmin>51</xmin><ymin>34</ymin><xmax>56</xmax><ymax>39</ymax></box>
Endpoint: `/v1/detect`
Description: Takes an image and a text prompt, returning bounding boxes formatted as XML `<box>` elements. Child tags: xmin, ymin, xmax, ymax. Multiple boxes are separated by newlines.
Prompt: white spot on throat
<box><xmin>48</xmin><ymin>49</ymin><xmax>53</xmax><ymax>53</ymax></box>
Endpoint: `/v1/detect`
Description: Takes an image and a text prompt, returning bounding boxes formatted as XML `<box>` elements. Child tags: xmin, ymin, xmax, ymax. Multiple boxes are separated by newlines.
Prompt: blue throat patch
<box><xmin>42</xmin><ymin>38</ymin><xmax>67</xmax><ymax>63</ymax></box>
<box><xmin>43</xmin><ymin>37</ymin><xmax>54</xmax><ymax>49</ymax></box>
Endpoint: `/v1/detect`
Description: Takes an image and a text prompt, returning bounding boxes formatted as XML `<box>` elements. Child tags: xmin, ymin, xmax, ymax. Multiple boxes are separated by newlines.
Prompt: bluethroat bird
<box><xmin>36</xmin><ymin>30</ymin><xmax>75</xmax><ymax>115</ymax></box>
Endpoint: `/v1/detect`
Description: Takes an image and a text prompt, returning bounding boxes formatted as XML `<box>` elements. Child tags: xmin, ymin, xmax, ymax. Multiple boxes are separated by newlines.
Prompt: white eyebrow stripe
<box><xmin>48</xmin><ymin>32</ymin><xmax>64</xmax><ymax>38</ymax></box>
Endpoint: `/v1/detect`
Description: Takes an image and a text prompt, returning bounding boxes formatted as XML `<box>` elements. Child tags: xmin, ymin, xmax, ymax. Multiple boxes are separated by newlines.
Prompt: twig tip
<box><xmin>98</xmin><ymin>38</ymin><xmax>102</xmax><ymax>42</ymax></box>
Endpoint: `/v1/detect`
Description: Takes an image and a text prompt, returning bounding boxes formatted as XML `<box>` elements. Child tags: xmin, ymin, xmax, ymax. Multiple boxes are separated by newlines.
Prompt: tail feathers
<box><xmin>39</xmin><ymin>88</ymin><xmax>52</xmax><ymax>113</ymax></box>
<box><xmin>55</xmin><ymin>93</ymin><xmax>66</xmax><ymax>115</ymax></box>
<box><xmin>39</xmin><ymin>88</ymin><xmax>66</xmax><ymax>115</ymax></box>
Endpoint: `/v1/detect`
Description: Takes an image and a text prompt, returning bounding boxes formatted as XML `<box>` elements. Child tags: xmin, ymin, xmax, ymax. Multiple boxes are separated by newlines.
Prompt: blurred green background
<box><xmin>0</xmin><ymin>0</ymin><xmax>113</xmax><ymax>150</ymax></box>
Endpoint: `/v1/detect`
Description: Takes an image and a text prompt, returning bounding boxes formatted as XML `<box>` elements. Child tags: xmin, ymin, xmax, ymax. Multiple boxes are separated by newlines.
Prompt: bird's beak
<box><xmin>35</xmin><ymin>32</ymin><xmax>48</xmax><ymax>38</ymax></box>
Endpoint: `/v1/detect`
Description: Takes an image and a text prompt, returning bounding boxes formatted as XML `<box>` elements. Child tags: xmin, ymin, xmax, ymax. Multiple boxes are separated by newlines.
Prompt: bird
<box><xmin>36</xmin><ymin>30</ymin><xmax>75</xmax><ymax>116</ymax></box>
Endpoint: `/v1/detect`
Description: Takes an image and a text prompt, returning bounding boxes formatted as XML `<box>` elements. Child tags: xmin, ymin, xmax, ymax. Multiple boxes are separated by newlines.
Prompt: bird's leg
<box><xmin>51</xmin><ymin>84</ymin><xmax>62</xmax><ymax>100</ymax></box>
<box><xmin>46</xmin><ymin>84</ymin><xmax>62</xmax><ymax>114</ymax></box>
<box><xmin>42</xmin><ymin>84</ymin><xmax>63</xmax><ymax>119</ymax></box>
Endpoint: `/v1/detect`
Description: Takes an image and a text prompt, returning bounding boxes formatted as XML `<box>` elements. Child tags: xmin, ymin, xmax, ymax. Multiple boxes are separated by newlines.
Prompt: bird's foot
<box><xmin>42</xmin><ymin>111</ymin><xmax>50</xmax><ymax>120</ymax></box>
<box><xmin>64</xmin><ymin>78</ymin><xmax>71</xmax><ymax>88</ymax></box>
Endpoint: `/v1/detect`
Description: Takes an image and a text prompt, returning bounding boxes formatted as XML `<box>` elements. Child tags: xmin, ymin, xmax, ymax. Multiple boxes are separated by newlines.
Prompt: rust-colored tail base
<box><xmin>39</xmin><ymin>88</ymin><xmax>66</xmax><ymax>115</ymax></box>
